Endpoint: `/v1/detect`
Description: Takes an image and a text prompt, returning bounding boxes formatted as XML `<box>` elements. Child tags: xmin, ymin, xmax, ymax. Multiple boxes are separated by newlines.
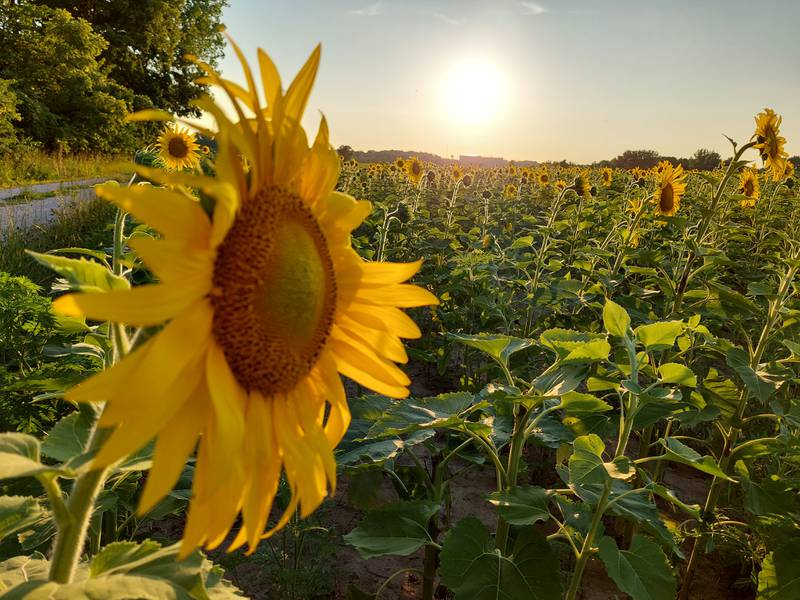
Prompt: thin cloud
<box><xmin>432</xmin><ymin>12</ymin><xmax>462</xmax><ymax>25</ymax></box>
<box><xmin>349</xmin><ymin>2</ymin><xmax>383</xmax><ymax>16</ymax></box>
<box><xmin>519</xmin><ymin>1</ymin><xmax>547</xmax><ymax>16</ymax></box>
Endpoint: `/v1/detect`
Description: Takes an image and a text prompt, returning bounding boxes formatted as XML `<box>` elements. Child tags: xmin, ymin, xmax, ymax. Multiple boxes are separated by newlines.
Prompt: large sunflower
<box><xmin>753</xmin><ymin>108</ymin><xmax>788</xmax><ymax>181</ymax></box>
<box><xmin>158</xmin><ymin>124</ymin><xmax>201</xmax><ymax>170</ymax></box>
<box><xmin>653</xmin><ymin>163</ymin><xmax>686</xmax><ymax>216</ymax></box>
<box><xmin>53</xmin><ymin>43</ymin><xmax>437</xmax><ymax>557</ymax></box>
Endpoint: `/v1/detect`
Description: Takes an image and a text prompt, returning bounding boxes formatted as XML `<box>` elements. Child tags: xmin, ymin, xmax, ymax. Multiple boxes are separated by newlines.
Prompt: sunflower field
<box><xmin>0</xmin><ymin>40</ymin><xmax>799</xmax><ymax>600</ymax></box>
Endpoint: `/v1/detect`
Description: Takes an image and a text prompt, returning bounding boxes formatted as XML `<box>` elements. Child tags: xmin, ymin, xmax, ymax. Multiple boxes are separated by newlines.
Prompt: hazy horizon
<box><xmin>215</xmin><ymin>0</ymin><xmax>800</xmax><ymax>164</ymax></box>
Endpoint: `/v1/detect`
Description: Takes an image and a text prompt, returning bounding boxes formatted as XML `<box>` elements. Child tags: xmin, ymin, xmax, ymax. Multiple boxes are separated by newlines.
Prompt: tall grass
<box><xmin>0</xmin><ymin>148</ymin><xmax>132</xmax><ymax>187</ymax></box>
<box><xmin>1</xmin><ymin>196</ymin><xmax>116</xmax><ymax>285</ymax></box>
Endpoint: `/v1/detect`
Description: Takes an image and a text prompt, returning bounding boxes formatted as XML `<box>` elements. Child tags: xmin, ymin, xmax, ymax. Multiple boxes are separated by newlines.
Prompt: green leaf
<box><xmin>487</xmin><ymin>486</ymin><xmax>551</xmax><ymax>525</ymax></box>
<box><xmin>568</xmin><ymin>434</ymin><xmax>608</xmax><ymax>488</ymax></box>
<box><xmin>634</xmin><ymin>321</ymin><xmax>684</xmax><ymax>351</ymax></box>
<box><xmin>658</xmin><ymin>363</ymin><xmax>697</xmax><ymax>387</ymax></box>
<box><xmin>560</xmin><ymin>391</ymin><xmax>612</xmax><ymax>414</ymax></box>
<box><xmin>0</xmin><ymin>433</ymin><xmax>51</xmax><ymax>481</ymax></box>
<box><xmin>603</xmin><ymin>298</ymin><xmax>631</xmax><ymax>337</ymax></box>
<box><xmin>657</xmin><ymin>438</ymin><xmax>733</xmax><ymax>480</ymax></box>
<box><xmin>3</xmin><ymin>574</ymin><xmax>191</xmax><ymax>599</ymax></box>
<box><xmin>0</xmin><ymin>497</ymin><xmax>44</xmax><ymax>543</ymax></box>
<box><xmin>447</xmin><ymin>333</ymin><xmax>535</xmax><ymax>369</ymax></box>
<box><xmin>730</xmin><ymin>437</ymin><xmax>785</xmax><ymax>464</ymax></box>
<box><xmin>0</xmin><ymin>554</ymin><xmax>51</xmax><ymax>592</ymax></box>
<box><xmin>540</xmin><ymin>329</ymin><xmax>610</xmax><ymax>364</ymax></box>
<box><xmin>41</xmin><ymin>411</ymin><xmax>92</xmax><ymax>463</ymax></box>
<box><xmin>343</xmin><ymin>501</ymin><xmax>439</xmax><ymax>558</ymax></box>
<box><xmin>726</xmin><ymin>347</ymin><xmax>777</xmax><ymax>403</ymax></box>
<box><xmin>439</xmin><ymin>517</ymin><xmax>561</xmax><ymax>600</ymax></box>
<box><xmin>598</xmin><ymin>535</ymin><xmax>676</xmax><ymax>600</ymax></box>
<box><xmin>757</xmin><ymin>541</ymin><xmax>800</xmax><ymax>600</ymax></box>
<box><xmin>365</xmin><ymin>392</ymin><xmax>475</xmax><ymax>438</ymax></box>
<box><xmin>26</xmin><ymin>251</ymin><xmax>129</xmax><ymax>293</ymax></box>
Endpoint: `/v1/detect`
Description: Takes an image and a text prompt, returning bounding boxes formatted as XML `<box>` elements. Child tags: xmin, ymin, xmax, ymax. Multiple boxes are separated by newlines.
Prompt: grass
<box><xmin>0</xmin><ymin>196</ymin><xmax>116</xmax><ymax>286</ymax></box>
<box><xmin>0</xmin><ymin>148</ymin><xmax>132</xmax><ymax>188</ymax></box>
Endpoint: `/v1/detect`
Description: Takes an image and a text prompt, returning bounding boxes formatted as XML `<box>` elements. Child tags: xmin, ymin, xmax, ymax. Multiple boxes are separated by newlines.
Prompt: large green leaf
<box><xmin>657</xmin><ymin>438</ymin><xmax>733</xmax><ymax>480</ymax></box>
<box><xmin>657</xmin><ymin>363</ymin><xmax>696</xmax><ymax>388</ymax></box>
<box><xmin>343</xmin><ymin>501</ymin><xmax>440</xmax><ymax>558</ymax></box>
<box><xmin>487</xmin><ymin>486</ymin><xmax>551</xmax><ymax>525</ymax></box>
<box><xmin>568</xmin><ymin>434</ymin><xmax>608</xmax><ymax>488</ymax></box>
<box><xmin>603</xmin><ymin>298</ymin><xmax>631</xmax><ymax>338</ymax></box>
<box><xmin>41</xmin><ymin>411</ymin><xmax>92</xmax><ymax>463</ymax></box>
<box><xmin>0</xmin><ymin>554</ymin><xmax>50</xmax><ymax>592</ymax></box>
<box><xmin>26</xmin><ymin>251</ymin><xmax>129</xmax><ymax>293</ymax></box>
<box><xmin>757</xmin><ymin>541</ymin><xmax>800</xmax><ymax>600</ymax></box>
<box><xmin>0</xmin><ymin>434</ymin><xmax>53</xmax><ymax>481</ymax></box>
<box><xmin>634</xmin><ymin>321</ymin><xmax>684</xmax><ymax>351</ymax></box>
<box><xmin>3</xmin><ymin>574</ymin><xmax>191</xmax><ymax>599</ymax></box>
<box><xmin>447</xmin><ymin>333</ymin><xmax>535</xmax><ymax>368</ymax></box>
<box><xmin>560</xmin><ymin>391</ymin><xmax>612</xmax><ymax>414</ymax></box>
<box><xmin>726</xmin><ymin>347</ymin><xmax>777</xmax><ymax>403</ymax></box>
<box><xmin>365</xmin><ymin>392</ymin><xmax>476</xmax><ymax>438</ymax></box>
<box><xmin>598</xmin><ymin>534</ymin><xmax>676</xmax><ymax>600</ymax></box>
<box><xmin>439</xmin><ymin>517</ymin><xmax>561</xmax><ymax>600</ymax></box>
<box><xmin>0</xmin><ymin>497</ymin><xmax>44</xmax><ymax>543</ymax></box>
<box><xmin>540</xmin><ymin>329</ymin><xmax>610</xmax><ymax>364</ymax></box>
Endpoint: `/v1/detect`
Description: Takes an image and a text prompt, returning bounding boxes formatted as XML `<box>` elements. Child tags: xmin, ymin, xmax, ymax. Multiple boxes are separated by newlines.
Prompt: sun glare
<box><xmin>440</xmin><ymin>57</ymin><xmax>508</xmax><ymax>128</ymax></box>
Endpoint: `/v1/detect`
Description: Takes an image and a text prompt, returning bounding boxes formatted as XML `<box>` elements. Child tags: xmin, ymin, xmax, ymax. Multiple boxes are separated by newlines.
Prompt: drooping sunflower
<box><xmin>601</xmin><ymin>167</ymin><xmax>613</xmax><ymax>187</ymax></box>
<box><xmin>570</xmin><ymin>173</ymin><xmax>591</xmax><ymax>198</ymax></box>
<box><xmin>53</xmin><ymin>43</ymin><xmax>437</xmax><ymax>557</ymax></box>
<box><xmin>461</xmin><ymin>173</ymin><xmax>473</xmax><ymax>188</ymax></box>
<box><xmin>653</xmin><ymin>163</ymin><xmax>687</xmax><ymax>216</ymax></box>
<box><xmin>158</xmin><ymin>124</ymin><xmax>201</xmax><ymax>170</ymax></box>
<box><xmin>737</xmin><ymin>168</ymin><xmax>759</xmax><ymax>208</ymax></box>
<box><xmin>405</xmin><ymin>157</ymin><xmax>424</xmax><ymax>185</ymax></box>
<box><xmin>753</xmin><ymin>108</ymin><xmax>788</xmax><ymax>181</ymax></box>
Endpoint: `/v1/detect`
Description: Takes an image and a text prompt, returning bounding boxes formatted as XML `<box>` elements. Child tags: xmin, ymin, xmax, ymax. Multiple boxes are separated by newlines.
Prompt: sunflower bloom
<box><xmin>503</xmin><ymin>183</ymin><xmax>517</xmax><ymax>199</ymax></box>
<box><xmin>753</xmin><ymin>108</ymin><xmax>788</xmax><ymax>181</ymax></box>
<box><xmin>53</xmin><ymin>43</ymin><xmax>437</xmax><ymax>557</ymax></box>
<box><xmin>158</xmin><ymin>124</ymin><xmax>201</xmax><ymax>170</ymax></box>
<box><xmin>405</xmin><ymin>157</ymin><xmax>424</xmax><ymax>185</ymax></box>
<box><xmin>570</xmin><ymin>173</ymin><xmax>591</xmax><ymax>198</ymax></box>
<box><xmin>451</xmin><ymin>165</ymin><xmax>463</xmax><ymax>182</ymax></box>
<box><xmin>738</xmin><ymin>168</ymin><xmax>759</xmax><ymax>208</ymax></box>
<box><xmin>653</xmin><ymin>163</ymin><xmax>687</xmax><ymax>216</ymax></box>
<box><xmin>554</xmin><ymin>179</ymin><xmax>567</xmax><ymax>192</ymax></box>
<box><xmin>601</xmin><ymin>167</ymin><xmax>613</xmax><ymax>187</ymax></box>
<box><xmin>537</xmin><ymin>171</ymin><xmax>550</xmax><ymax>187</ymax></box>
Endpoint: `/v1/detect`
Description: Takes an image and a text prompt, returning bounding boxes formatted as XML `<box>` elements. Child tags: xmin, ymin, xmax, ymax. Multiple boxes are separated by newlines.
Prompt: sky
<box><xmin>215</xmin><ymin>0</ymin><xmax>800</xmax><ymax>164</ymax></box>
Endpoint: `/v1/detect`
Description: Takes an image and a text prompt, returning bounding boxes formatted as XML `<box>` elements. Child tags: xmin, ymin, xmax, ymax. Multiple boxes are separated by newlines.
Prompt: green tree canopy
<box><xmin>35</xmin><ymin>0</ymin><xmax>228</xmax><ymax>116</ymax></box>
<box><xmin>0</xmin><ymin>4</ymin><xmax>132</xmax><ymax>152</ymax></box>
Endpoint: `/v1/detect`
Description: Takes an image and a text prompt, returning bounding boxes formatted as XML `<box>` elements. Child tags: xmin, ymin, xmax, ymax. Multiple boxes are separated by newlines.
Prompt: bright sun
<box><xmin>439</xmin><ymin>57</ymin><xmax>508</xmax><ymax>128</ymax></box>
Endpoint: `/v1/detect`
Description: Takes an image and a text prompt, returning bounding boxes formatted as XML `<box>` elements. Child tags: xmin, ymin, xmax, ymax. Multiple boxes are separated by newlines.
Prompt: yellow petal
<box><xmin>355</xmin><ymin>284</ymin><xmax>439</xmax><ymax>308</ymax></box>
<box><xmin>257</xmin><ymin>48</ymin><xmax>282</xmax><ymax>112</ymax></box>
<box><xmin>335</xmin><ymin>317</ymin><xmax>408</xmax><ymax>363</ymax></box>
<box><xmin>127</xmin><ymin>238</ymin><xmax>213</xmax><ymax>284</ymax></box>
<box><xmin>53</xmin><ymin>279</ymin><xmax>210</xmax><ymax>327</ymax></box>
<box><xmin>360</xmin><ymin>260</ymin><xmax>423</xmax><ymax>286</ymax></box>
<box><xmin>329</xmin><ymin>338</ymin><xmax>410</xmax><ymax>398</ymax></box>
<box><xmin>345</xmin><ymin>305</ymin><xmax>422</xmax><ymax>339</ymax></box>
<box><xmin>282</xmin><ymin>44</ymin><xmax>320</xmax><ymax>124</ymax></box>
<box><xmin>137</xmin><ymin>379</ymin><xmax>207</xmax><ymax>514</ymax></box>
<box><xmin>96</xmin><ymin>184</ymin><xmax>210</xmax><ymax>247</ymax></box>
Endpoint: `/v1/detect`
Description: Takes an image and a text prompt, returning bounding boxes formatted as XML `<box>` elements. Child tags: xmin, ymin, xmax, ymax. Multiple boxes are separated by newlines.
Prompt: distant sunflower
<box><xmin>426</xmin><ymin>170</ymin><xmax>436</xmax><ymax>184</ymax></box>
<box><xmin>461</xmin><ymin>173</ymin><xmax>473</xmax><ymax>188</ymax></box>
<box><xmin>554</xmin><ymin>179</ymin><xmax>567</xmax><ymax>192</ymax></box>
<box><xmin>158</xmin><ymin>124</ymin><xmax>201</xmax><ymax>170</ymax></box>
<box><xmin>503</xmin><ymin>183</ymin><xmax>517</xmax><ymax>199</ymax></box>
<box><xmin>753</xmin><ymin>108</ymin><xmax>788</xmax><ymax>181</ymax></box>
<box><xmin>395</xmin><ymin>157</ymin><xmax>406</xmax><ymax>170</ymax></box>
<box><xmin>55</xmin><ymin>43</ymin><xmax>437</xmax><ymax>557</ymax></box>
<box><xmin>405</xmin><ymin>157</ymin><xmax>424</xmax><ymax>185</ymax></box>
<box><xmin>737</xmin><ymin>168</ymin><xmax>759</xmax><ymax>208</ymax></box>
<box><xmin>451</xmin><ymin>165</ymin><xmax>464</xmax><ymax>182</ymax></box>
<box><xmin>601</xmin><ymin>167</ymin><xmax>613</xmax><ymax>187</ymax></box>
<box><xmin>784</xmin><ymin>160</ymin><xmax>794</xmax><ymax>180</ymax></box>
<box><xmin>201</xmin><ymin>145</ymin><xmax>211</xmax><ymax>155</ymax></box>
<box><xmin>654</xmin><ymin>160</ymin><xmax>673</xmax><ymax>176</ymax></box>
<box><xmin>653</xmin><ymin>164</ymin><xmax>687</xmax><ymax>216</ymax></box>
<box><xmin>537</xmin><ymin>171</ymin><xmax>549</xmax><ymax>187</ymax></box>
<box><xmin>570</xmin><ymin>173</ymin><xmax>591</xmax><ymax>198</ymax></box>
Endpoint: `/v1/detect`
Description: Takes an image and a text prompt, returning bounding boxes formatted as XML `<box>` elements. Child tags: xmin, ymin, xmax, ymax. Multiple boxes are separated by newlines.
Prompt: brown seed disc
<box><xmin>168</xmin><ymin>136</ymin><xmax>189</xmax><ymax>159</ymax></box>
<box><xmin>211</xmin><ymin>186</ymin><xmax>337</xmax><ymax>395</ymax></box>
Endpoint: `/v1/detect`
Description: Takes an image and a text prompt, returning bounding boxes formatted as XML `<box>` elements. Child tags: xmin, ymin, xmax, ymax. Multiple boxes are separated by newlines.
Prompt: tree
<box><xmin>0</xmin><ymin>80</ymin><xmax>20</xmax><ymax>152</ymax></box>
<box><xmin>35</xmin><ymin>0</ymin><xmax>228</xmax><ymax>115</ymax></box>
<box><xmin>687</xmin><ymin>148</ymin><xmax>721</xmax><ymax>171</ymax></box>
<box><xmin>337</xmin><ymin>145</ymin><xmax>355</xmax><ymax>162</ymax></box>
<box><xmin>0</xmin><ymin>4</ymin><xmax>132</xmax><ymax>153</ymax></box>
<box><xmin>609</xmin><ymin>149</ymin><xmax>662</xmax><ymax>169</ymax></box>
